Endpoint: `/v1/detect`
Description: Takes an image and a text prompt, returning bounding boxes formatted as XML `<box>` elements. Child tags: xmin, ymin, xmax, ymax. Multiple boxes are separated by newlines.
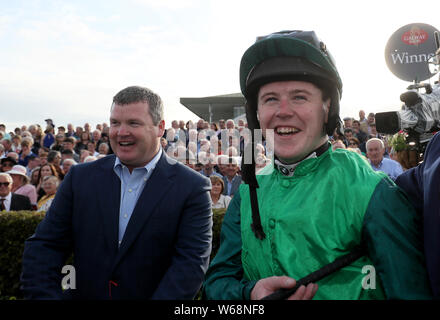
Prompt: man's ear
<box><xmin>157</xmin><ymin>120</ymin><xmax>165</xmax><ymax>137</ymax></box>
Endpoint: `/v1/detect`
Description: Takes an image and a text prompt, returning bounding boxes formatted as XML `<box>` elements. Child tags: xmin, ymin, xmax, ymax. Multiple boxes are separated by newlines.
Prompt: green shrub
<box><xmin>0</xmin><ymin>211</ymin><xmax>45</xmax><ymax>300</ymax></box>
<box><xmin>0</xmin><ymin>208</ymin><xmax>227</xmax><ymax>300</ymax></box>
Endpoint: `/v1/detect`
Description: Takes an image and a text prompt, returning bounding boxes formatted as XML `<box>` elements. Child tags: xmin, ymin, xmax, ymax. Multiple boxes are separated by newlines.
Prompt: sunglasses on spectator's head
<box><xmin>0</xmin><ymin>182</ymin><xmax>10</xmax><ymax>187</ymax></box>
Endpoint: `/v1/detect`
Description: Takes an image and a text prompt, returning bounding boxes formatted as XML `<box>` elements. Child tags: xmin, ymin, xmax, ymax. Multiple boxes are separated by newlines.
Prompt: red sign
<box><xmin>401</xmin><ymin>28</ymin><xmax>429</xmax><ymax>45</ymax></box>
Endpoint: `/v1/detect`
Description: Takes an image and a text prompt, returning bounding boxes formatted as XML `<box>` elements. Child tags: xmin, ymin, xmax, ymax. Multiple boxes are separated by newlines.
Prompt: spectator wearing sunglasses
<box><xmin>0</xmin><ymin>172</ymin><xmax>32</xmax><ymax>211</ymax></box>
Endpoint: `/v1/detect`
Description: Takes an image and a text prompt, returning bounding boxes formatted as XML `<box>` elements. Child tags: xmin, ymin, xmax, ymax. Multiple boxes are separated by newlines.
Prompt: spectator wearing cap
<box><xmin>18</xmin><ymin>137</ymin><xmax>37</xmax><ymax>167</ymax></box>
<box><xmin>57</xmin><ymin>126</ymin><xmax>66</xmax><ymax>136</ymax></box>
<box><xmin>8</xmin><ymin>165</ymin><xmax>37</xmax><ymax>209</ymax></box>
<box><xmin>45</xmin><ymin>119</ymin><xmax>55</xmax><ymax>128</ymax></box>
<box><xmin>1</xmin><ymin>157</ymin><xmax>17</xmax><ymax>172</ymax></box>
<box><xmin>343</xmin><ymin>117</ymin><xmax>353</xmax><ymax>129</ymax></box>
<box><xmin>0</xmin><ymin>172</ymin><xmax>32</xmax><ymax>211</ymax></box>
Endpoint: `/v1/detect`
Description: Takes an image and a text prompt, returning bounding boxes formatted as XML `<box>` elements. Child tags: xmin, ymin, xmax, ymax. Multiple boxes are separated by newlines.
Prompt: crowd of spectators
<box><xmin>0</xmin><ymin>109</ymin><xmax>411</xmax><ymax>212</ymax></box>
<box><xmin>0</xmin><ymin>120</ymin><xmax>111</xmax><ymax>212</ymax></box>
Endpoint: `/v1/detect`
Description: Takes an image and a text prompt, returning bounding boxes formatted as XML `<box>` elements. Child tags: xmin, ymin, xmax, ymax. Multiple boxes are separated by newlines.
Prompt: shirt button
<box><xmin>269</xmin><ymin>219</ymin><xmax>276</xmax><ymax>228</ymax></box>
<box><xmin>143</xmin><ymin>178</ymin><xmax>147</xmax><ymax>181</ymax></box>
<box><xmin>124</xmin><ymin>214</ymin><xmax>128</xmax><ymax>219</ymax></box>
<box><xmin>281</xmin><ymin>180</ymin><xmax>290</xmax><ymax>188</ymax></box>
<box><xmin>128</xmin><ymin>188</ymin><xmax>132</xmax><ymax>192</ymax></box>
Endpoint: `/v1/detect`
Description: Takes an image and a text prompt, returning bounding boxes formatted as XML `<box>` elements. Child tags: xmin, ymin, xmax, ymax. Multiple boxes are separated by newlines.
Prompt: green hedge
<box><xmin>0</xmin><ymin>211</ymin><xmax>45</xmax><ymax>300</ymax></box>
<box><xmin>0</xmin><ymin>208</ymin><xmax>227</xmax><ymax>300</ymax></box>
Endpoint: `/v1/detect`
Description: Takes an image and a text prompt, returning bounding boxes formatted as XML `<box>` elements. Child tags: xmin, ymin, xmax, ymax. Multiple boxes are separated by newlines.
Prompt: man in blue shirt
<box><xmin>21</xmin><ymin>86</ymin><xmax>213</xmax><ymax>300</ymax></box>
<box><xmin>366</xmin><ymin>138</ymin><xmax>403</xmax><ymax>181</ymax></box>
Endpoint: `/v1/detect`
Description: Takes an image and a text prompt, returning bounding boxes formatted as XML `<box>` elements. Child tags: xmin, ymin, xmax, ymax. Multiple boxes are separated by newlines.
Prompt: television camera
<box><xmin>376</xmin><ymin>25</ymin><xmax>440</xmax><ymax>159</ymax></box>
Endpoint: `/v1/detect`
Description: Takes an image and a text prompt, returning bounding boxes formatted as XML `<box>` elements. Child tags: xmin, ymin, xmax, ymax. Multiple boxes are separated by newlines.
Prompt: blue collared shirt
<box><xmin>225</xmin><ymin>175</ymin><xmax>239</xmax><ymax>196</ymax></box>
<box><xmin>113</xmin><ymin>149</ymin><xmax>162</xmax><ymax>246</ymax></box>
<box><xmin>369</xmin><ymin>157</ymin><xmax>404</xmax><ymax>181</ymax></box>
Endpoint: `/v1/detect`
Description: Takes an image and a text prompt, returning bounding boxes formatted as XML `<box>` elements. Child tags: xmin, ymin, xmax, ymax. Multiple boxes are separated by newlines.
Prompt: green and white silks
<box><xmin>203</xmin><ymin>147</ymin><xmax>432</xmax><ymax>300</ymax></box>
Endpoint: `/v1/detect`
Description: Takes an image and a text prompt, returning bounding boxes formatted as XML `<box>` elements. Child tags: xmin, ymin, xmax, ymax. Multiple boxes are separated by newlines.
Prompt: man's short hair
<box><xmin>64</xmin><ymin>137</ymin><xmax>76</xmax><ymax>144</ymax></box>
<box><xmin>0</xmin><ymin>172</ymin><xmax>12</xmax><ymax>183</ymax></box>
<box><xmin>112</xmin><ymin>86</ymin><xmax>164</xmax><ymax>125</ymax></box>
<box><xmin>344</xmin><ymin>128</ymin><xmax>353</xmax><ymax>134</ymax></box>
<box><xmin>62</xmin><ymin>158</ymin><xmax>77</xmax><ymax>166</ymax></box>
<box><xmin>366</xmin><ymin>138</ymin><xmax>384</xmax><ymax>150</ymax></box>
<box><xmin>61</xmin><ymin>149</ymin><xmax>74</xmax><ymax>155</ymax></box>
<box><xmin>28</xmin><ymin>154</ymin><xmax>38</xmax><ymax>161</ymax></box>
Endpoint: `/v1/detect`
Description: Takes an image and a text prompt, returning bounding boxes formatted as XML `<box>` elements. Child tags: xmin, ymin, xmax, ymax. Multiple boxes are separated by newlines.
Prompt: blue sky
<box><xmin>1</xmin><ymin>0</ymin><xmax>439</xmax><ymax>131</ymax></box>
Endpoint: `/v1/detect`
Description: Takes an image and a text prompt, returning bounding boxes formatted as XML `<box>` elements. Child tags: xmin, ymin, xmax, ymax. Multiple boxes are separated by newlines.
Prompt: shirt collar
<box><xmin>274</xmin><ymin>141</ymin><xmax>330</xmax><ymax>177</ymax></box>
<box><xmin>113</xmin><ymin>148</ymin><xmax>162</xmax><ymax>173</ymax></box>
<box><xmin>1</xmin><ymin>192</ymin><xmax>12</xmax><ymax>202</ymax></box>
<box><xmin>369</xmin><ymin>158</ymin><xmax>383</xmax><ymax>168</ymax></box>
